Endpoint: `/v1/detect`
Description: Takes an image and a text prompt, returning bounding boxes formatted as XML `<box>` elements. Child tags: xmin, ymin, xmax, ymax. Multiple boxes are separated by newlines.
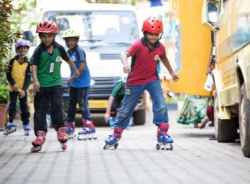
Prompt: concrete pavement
<box><xmin>0</xmin><ymin>110</ymin><xmax>250</xmax><ymax>184</ymax></box>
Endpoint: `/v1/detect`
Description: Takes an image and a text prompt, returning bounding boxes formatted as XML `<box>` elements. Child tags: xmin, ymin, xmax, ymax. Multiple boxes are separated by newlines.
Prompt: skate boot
<box><xmin>23</xmin><ymin>124</ymin><xmax>31</xmax><ymax>136</ymax></box>
<box><xmin>66</xmin><ymin>122</ymin><xmax>76</xmax><ymax>139</ymax></box>
<box><xmin>156</xmin><ymin>123</ymin><xmax>174</xmax><ymax>150</ymax></box>
<box><xmin>109</xmin><ymin>117</ymin><xmax>117</xmax><ymax>128</ymax></box>
<box><xmin>4</xmin><ymin>122</ymin><xmax>17</xmax><ymax>135</ymax></box>
<box><xmin>103</xmin><ymin>126</ymin><xmax>123</xmax><ymax>150</ymax></box>
<box><xmin>78</xmin><ymin>119</ymin><xmax>97</xmax><ymax>140</ymax></box>
<box><xmin>126</xmin><ymin>118</ymin><xmax>133</xmax><ymax>130</ymax></box>
<box><xmin>57</xmin><ymin>127</ymin><xmax>68</xmax><ymax>151</ymax></box>
<box><xmin>31</xmin><ymin>131</ymin><xmax>47</xmax><ymax>153</ymax></box>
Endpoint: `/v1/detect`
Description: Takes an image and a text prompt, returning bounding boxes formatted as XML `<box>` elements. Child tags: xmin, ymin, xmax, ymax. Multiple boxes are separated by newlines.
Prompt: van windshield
<box><xmin>43</xmin><ymin>11</ymin><xmax>139</xmax><ymax>48</ymax></box>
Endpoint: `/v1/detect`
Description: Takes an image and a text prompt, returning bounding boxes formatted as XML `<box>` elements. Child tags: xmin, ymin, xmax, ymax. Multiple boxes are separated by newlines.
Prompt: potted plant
<box><xmin>0</xmin><ymin>77</ymin><xmax>8</xmax><ymax>130</ymax></box>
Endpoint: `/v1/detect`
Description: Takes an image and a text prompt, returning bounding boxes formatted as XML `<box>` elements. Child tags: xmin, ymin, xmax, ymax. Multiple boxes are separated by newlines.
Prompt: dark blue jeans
<box><xmin>116</xmin><ymin>80</ymin><xmax>169</xmax><ymax>129</ymax></box>
<box><xmin>67</xmin><ymin>87</ymin><xmax>91</xmax><ymax>122</ymax></box>
<box><xmin>8</xmin><ymin>91</ymin><xmax>30</xmax><ymax>125</ymax></box>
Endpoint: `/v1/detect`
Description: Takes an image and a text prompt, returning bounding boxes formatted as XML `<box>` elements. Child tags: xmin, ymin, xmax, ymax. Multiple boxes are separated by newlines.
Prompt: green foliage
<box><xmin>0</xmin><ymin>0</ymin><xmax>21</xmax><ymax>103</ymax></box>
<box><xmin>11</xmin><ymin>0</ymin><xmax>37</xmax><ymax>31</ymax></box>
<box><xmin>0</xmin><ymin>78</ymin><xmax>8</xmax><ymax>104</ymax></box>
<box><xmin>0</xmin><ymin>0</ymin><xmax>21</xmax><ymax>69</ymax></box>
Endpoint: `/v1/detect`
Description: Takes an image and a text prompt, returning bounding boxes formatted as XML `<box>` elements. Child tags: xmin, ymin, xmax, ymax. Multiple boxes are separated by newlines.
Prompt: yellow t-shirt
<box><xmin>7</xmin><ymin>57</ymin><xmax>30</xmax><ymax>92</ymax></box>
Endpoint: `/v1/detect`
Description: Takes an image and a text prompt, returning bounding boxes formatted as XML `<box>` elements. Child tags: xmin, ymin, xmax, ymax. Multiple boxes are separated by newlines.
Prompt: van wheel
<box><xmin>214</xmin><ymin>92</ymin><xmax>238</xmax><ymax>142</ymax></box>
<box><xmin>133</xmin><ymin>110</ymin><xmax>146</xmax><ymax>125</ymax></box>
<box><xmin>239</xmin><ymin>84</ymin><xmax>250</xmax><ymax>157</ymax></box>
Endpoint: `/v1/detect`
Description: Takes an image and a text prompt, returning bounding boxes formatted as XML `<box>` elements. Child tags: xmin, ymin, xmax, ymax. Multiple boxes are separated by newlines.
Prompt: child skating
<box><xmin>104</xmin><ymin>75</ymin><xmax>132</xmax><ymax>128</ymax></box>
<box><xmin>5</xmin><ymin>40</ymin><xmax>31</xmax><ymax>136</ymax></box>
<box><xmin>103</xmin><ymin>17</ymin><xmax>179</xmax><ymax>150</ymax></box>
<box><xmin>62</xmin><ymin>29</ymin><xmax>97</xmax><ymax>140</ymax></box>
<box><xmin>30</xmin><ymin>21</ymin><xmax>79</xmax><ymax>152</ymax></box>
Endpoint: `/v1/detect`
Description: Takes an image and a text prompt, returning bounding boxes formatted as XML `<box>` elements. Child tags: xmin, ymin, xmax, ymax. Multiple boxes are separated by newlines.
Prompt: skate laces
<box><xmin>57</xmin><ymin>127</ymin><xmax>68</xmax><ymax>140</ymax></box>
<box><xmin>80</xmin><ymin>127</ymin><xmax>94</xmax><ymax>134</ymax></box>
<box><xmin>110</xmin><ymin>127</ymin><xmax>123</xmax><ymax>139</ymax></box>
<box><xmin>108</xmin><ymin>134</ymin><xmax>120</xmax><ymax>141</ymax></box>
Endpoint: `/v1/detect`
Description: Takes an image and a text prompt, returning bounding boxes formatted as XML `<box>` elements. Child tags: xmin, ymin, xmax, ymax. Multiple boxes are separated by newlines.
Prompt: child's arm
<box><xmin>68</xmin><ymin>60</ymin><xmax>85</xmax><ymax>87</ymax></box>
<box><xmin>58</xmin><ymin>45</ymin><xmax>79</xmax><ymax>78</ymax></box>
<box><xmin>6</xmin><ymin>59</ymin><xmax>18</xmax><ymax>92</ymax></box>
<box><xmin>66</xmin><ymin>59</ymin><xmax>80</xmax><ymax>88</ymax></box>
<box><xmin>121</xmin><ymin>51</ymin><xmax>131</xmax><ymax>74</ymax></box>
<box><xmin>104</xmin><ymin>96</ymin><xmax>115</xmax><ymax>123</ymax></box>
<box><xmin>32</xmin><ymin>65</ymin><xmax>40</xmax><ymax>92</ymax></box>
<box><xmin>161</xmin><ymin>58</ymin><xmax>179</xmax><ymax>82</ymax></box>
<box><xmin>20</xmin><ymin>63</ymin><xmax>31</xmax><ymax>98</ymax></box>
<box><xmin>67</xmin><ymin>59</ymin><xmax>79</xmax><ymax>77</ymax></box>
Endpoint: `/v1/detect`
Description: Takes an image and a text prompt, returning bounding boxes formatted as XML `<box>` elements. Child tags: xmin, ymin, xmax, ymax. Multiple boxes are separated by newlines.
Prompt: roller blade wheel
<box><xmin>61</xmin><ymin>143</ymin><xmax>67</xmax><ymax>151</ymax></box>
<box><xmin>78</xmin><ymin>134</ymin><xmax>97</xmax><ymax>141</ymax></box>
<box><xmin>3</xmin><ymin>127</ymin><xmax>17</xmax><ymax>136</ymax></box>
<box><xmin>31</xmin><ymin>146</ymin><xmax>42</xmax><ymax>153</ymax></box>
<box><xmin>103</xmin><ymin>143</ymin><xmax>119</xmax><ymax>150</ymax></box>
<box><xmin>156</xmin><ymin>143</ymin><xmax>173</xmax><ymax>151</ymax></box>
<box><xmin>24</xmin><ymin>131</ymin><xmax>29</xmax><ymax>136</ymax></box>
<box><xmin>68</xmin><ymin>133</ymin><xmax>76</xmax><ymax>139</ymax></box>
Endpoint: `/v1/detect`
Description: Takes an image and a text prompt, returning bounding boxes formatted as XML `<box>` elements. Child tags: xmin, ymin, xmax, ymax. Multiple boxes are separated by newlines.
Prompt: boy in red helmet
<box><xmin>104</xmin><ymin>17</ymin><xmax>179</xmax><ymax>150</ymax></box>
<box><xmin>30</xmin><ymin>21</ymin><xmax>79</xmax><ymax>152</ymax></box>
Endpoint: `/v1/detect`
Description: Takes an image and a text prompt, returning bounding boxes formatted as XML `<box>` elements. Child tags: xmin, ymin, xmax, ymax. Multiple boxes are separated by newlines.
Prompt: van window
<box><xmin>43</xmin><ymin>11</ymin><xmax>139</xmax><ymax>48</ymax></box>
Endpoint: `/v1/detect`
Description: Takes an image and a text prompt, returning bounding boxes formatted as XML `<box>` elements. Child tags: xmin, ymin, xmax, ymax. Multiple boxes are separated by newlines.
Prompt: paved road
<box><xmin>0</xmin><ymin>110</ymin><xmax>250</xmax><ymax>184</ymax></box>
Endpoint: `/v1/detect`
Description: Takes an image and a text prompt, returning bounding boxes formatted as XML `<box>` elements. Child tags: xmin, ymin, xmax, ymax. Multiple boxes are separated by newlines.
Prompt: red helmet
<box><xmin>142</xmin><ymin>17</ymin><xmax>163</xmax><ymax>34</ymax></box>
<box><xmin>36</xmin><ymin>21</ymin><xmax>58</xmax><ymax>34</ymax></box>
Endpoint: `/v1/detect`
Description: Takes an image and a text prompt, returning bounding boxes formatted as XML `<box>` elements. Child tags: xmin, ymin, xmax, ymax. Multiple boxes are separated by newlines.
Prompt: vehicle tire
<box><xmin>214</xmin><ymin>92</ymin><xmax>238</xmax><ymax>142</ymax></box>
<box><xmin>239</xmin><ymin>84</ymin><xmax>250</xmax><ymax>157</ymax></box>
<box><xmin>133</xmin><ymin>110</ymin><xmax>146</xmax><ymax>125</ymax></box>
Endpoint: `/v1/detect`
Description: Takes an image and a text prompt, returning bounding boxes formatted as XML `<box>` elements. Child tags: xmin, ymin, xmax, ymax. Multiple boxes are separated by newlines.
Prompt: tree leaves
<box><xmin>0</xmin><ymin>0</ymin><xmax>21</xmax><ymax>101</ymax></box>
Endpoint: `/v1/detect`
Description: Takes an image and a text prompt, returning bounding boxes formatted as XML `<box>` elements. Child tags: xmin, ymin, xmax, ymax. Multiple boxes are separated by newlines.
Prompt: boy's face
<box><xmin>17</xmin><ymin>46</ymin><xmax>29</xmax><ymax>57</ymax></box>
<box><xmin>39</xmin><ymin>34</ymin><xmax>55</xmax><ymax>47</ymax></box>
<box><xmin>65</xmin><ymin>38</ymin><xmax>78</xmax><ymax>50</ymax></box>
<box><xmin>145</xmin><ymin>32</ymin><xmax>160</xmax><ymax>45</ymax></box>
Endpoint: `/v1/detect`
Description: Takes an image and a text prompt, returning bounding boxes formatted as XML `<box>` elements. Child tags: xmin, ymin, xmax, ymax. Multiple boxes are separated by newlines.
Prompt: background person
<box><xmin>5</xmin><ymin>40</ymin><xmax>31</xmax><ymax>136</ymax></box>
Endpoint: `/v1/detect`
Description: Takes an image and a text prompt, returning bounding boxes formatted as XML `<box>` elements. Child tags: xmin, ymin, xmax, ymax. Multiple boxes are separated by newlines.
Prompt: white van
<box><xmin>36</xmin><ymin>1</ymin><xmax>146</xmax><ymax>125</ymax></box>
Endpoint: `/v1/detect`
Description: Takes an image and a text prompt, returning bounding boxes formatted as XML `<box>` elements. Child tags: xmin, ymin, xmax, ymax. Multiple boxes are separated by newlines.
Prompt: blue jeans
<box><xmin>67</xmin><ymin>87</ymin><xmax>92</xmax><ymax>122</ymax></box>
<box><xmin>116</xmin><ymin>80</ymin><xmax>169</xmax><ymax>129</ymax></box>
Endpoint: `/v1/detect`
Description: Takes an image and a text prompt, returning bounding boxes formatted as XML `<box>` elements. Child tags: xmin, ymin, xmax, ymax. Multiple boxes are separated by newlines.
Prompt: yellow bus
<box><xmin>163</xmin><ymin>0</ymin><xmax>212</xmax><ymax>97</ymax></box>
<box><xmin>202</xmin><ymin>0</ymin><xmax>250</xmax><ymax>157</ymax></box>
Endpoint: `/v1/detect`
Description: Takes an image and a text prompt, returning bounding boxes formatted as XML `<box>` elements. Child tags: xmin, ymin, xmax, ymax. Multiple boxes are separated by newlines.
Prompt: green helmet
<box><xmin>62</xmin><ymin>29</ymin><xmax>80</xmax><ymax>39</ymax></box>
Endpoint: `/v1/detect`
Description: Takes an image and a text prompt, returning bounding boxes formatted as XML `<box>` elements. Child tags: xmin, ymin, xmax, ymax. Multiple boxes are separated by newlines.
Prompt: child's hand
<box><xmin>67</xmin><ymin>78</ymin><xmax>74</xmax><ymax>88</ymax></box>
<box><xmin>12</xmin><ymin>84</ymin><xmax>18</xmax><ymax>92</ymax></box>
<box><xmin>123</xmin><ymin>65</ymin><xmax>131</xmax><ymax>74</ymax></box>
<box><xmin>171</xmin><ymin>72</ymin><xmax>180</xmax><ymax>82</ymax></box>
<box><xmin>33</xmin><ymin>80</ymin><xmax>40</xmax><ymax>92</ymax></box>
<box><xmin>19</xmin><ymin>90</ymin><xmax>26</xmax><ymax>99</ymax></box>
<box><xmin>74</xmin><ymin>70</ymin><xmax>79</xmax><ymax>78</ymax></box>
<box><xmin>104</xmin><ymin>113</ymin><xmax>110</xmax><ymax>123</ymax></box>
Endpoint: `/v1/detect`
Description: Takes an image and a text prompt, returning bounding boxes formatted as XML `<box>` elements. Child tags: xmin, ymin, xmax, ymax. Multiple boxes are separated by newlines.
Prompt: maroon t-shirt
<box><xmin>126</xmin><ymin>38</ymin><xmax>167</xmax><ymax>86</ymax></box>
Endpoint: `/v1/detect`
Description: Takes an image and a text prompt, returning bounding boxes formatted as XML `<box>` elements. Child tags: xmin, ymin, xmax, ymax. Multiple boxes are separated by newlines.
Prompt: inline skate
<box><xmin>103</xmin><ymin>126</ymin><xmax>123</xmax><ymax>150</ymax></box>
<box><xmin>57</xmin><ymin>127</ymin><xmax>68</xmax><ymax>151</ymax></box>
<box><xmin>78</xmin><ymin>119</ymin><xmax>97</xmax><ymax>140</ymax></box>
<box><xmin>4</xmin><ymin>122</ymin><xmax>17</xmax><ymax>135</ymax></box>
<box><xmin>66</xmin><ymin>122</ymin><xmax>76</xmax><ymax>139</ymax></box>
<box><xmin>109</xmin><ymin>116</ymin><xmax>117</xmax><ymax>128</ymax></box>
<box><xmin>156</xmin><ymin>123</ymin><xmax>173</xmax><ymax>150</ymax></box>
<box><xmin>23</xmin><ymin>124</ymin><xmax>31</xmax><ymax>136</ymax></box>
<box><xmin>31</xmin><ymin>131</ymin><xmax>47</xmax><ymax>153</ymax></box>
